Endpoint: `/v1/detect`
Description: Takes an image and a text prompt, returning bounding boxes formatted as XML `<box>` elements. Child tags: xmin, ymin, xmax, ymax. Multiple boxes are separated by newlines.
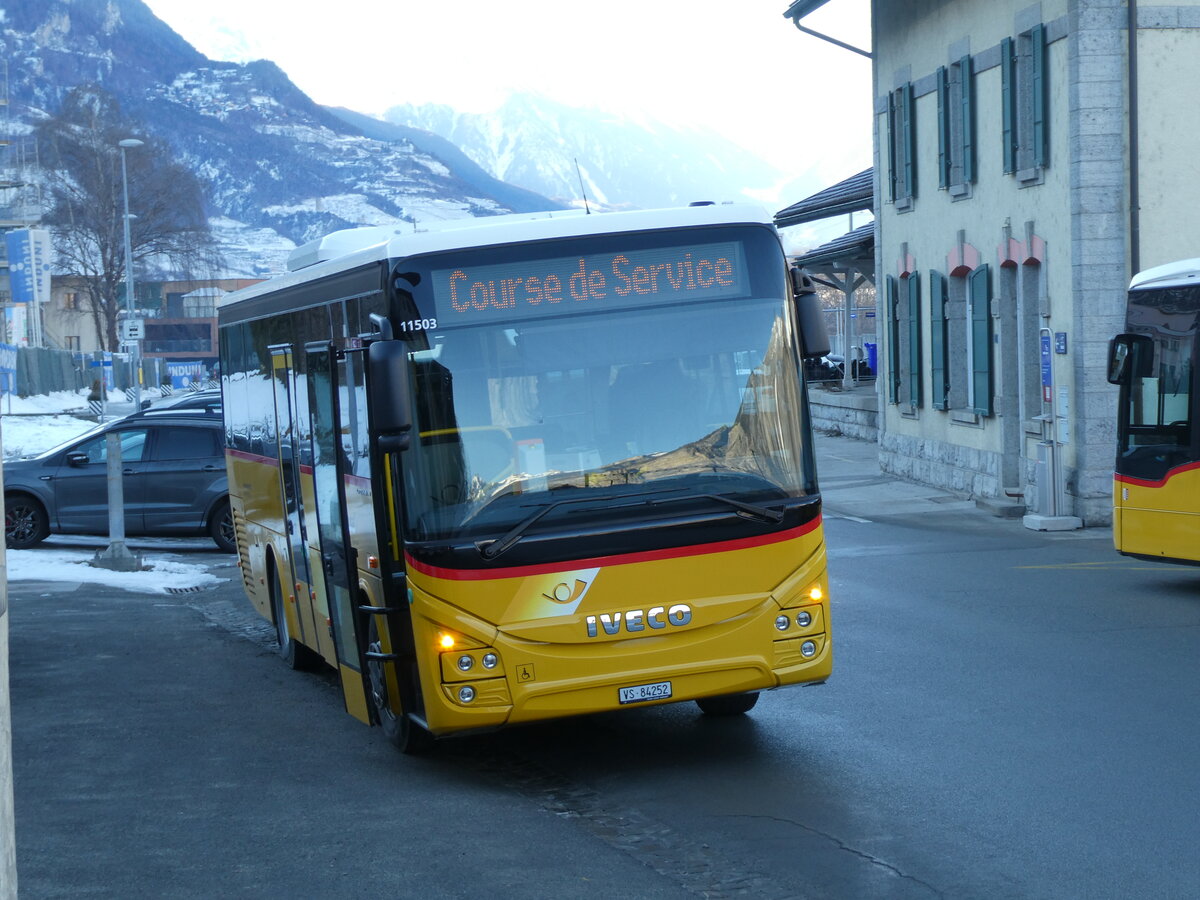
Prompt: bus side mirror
<box><xmin>790</xmin><ymin>267</ymin><xmax>831</xmax><ymax>359</ymax></box>
<box><xmin>1107</xmin><ymin>333</ymin><xmax>1152</xmax><ymax>385</ymax></box>
<box><xmin>368</xmin><ymin>339</ymin><xmax>413</xmax><ymax>453</ymax></box>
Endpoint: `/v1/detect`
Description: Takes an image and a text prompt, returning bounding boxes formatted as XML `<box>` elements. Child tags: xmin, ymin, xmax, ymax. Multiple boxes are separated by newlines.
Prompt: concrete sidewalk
<box><xmin>814</xmin><ymin>431</ymin><xmax>989</xmax><ymax>521</ymax></box>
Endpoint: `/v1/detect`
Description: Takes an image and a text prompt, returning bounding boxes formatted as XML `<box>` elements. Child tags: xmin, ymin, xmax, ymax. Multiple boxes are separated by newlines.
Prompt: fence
<box><xmin>0</xmin><ymin>343</ymin><xmax>166</xmax><ymax>399</ymax></box>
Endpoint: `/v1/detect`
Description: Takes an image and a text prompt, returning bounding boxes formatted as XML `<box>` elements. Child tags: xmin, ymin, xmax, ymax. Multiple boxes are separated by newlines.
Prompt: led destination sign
<box><xmin>431</xmin><ymin>241</ymin><xmax>749</xmax><ymax>324</ymax></box>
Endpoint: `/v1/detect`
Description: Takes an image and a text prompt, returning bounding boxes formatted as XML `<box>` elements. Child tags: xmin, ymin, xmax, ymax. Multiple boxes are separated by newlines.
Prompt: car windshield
<box><xmin>401</xmin><ymin>292</ymin><xmax>813</xmax><ymax>542</ymax></box>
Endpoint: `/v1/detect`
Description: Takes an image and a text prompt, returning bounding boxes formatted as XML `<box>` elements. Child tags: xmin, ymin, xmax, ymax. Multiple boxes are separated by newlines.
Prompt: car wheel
<box><xmin>695</xmin><ymin>692</ymin><xmax>759</xmax><ymax>716</ymax></box>
<box><xmin>209</xmin><ymin>498</ymin><xmax>236</xmax><ymax>553</ymax></box>
<box><xmin>367</xmin><ymin>616</ymin><xmax>433</xmax><ymax>754</ymax></box>
<box><xmin>269</xmin><ymin>561</ymin><xmax>322</xmax><ymax>671</ymax></box>
<box><xmin>5</xmin><ymin>494</ymin><xmax>50</xmax><ymax>549</ymax></box>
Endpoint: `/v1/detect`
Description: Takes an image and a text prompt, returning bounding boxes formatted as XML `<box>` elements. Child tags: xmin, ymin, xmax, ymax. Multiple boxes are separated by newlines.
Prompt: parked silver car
<box><xmin>3</xmin><ymin>413</ymin><xmax>234</xmax><ymax>552</ymax></box>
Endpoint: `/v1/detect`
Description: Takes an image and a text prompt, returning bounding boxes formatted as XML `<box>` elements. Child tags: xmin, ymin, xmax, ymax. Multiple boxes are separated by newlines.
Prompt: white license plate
<box><xmin>618</xmin><ymin>680</ymin><xmax>673</xmax><ymax>705</ymax></box>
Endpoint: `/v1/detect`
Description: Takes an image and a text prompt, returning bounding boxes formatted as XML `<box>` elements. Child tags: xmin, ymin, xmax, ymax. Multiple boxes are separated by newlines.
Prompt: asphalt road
<box><xmin>9</xmin><ymin>505</ymin><xmax>1200</xmax><ymax>899</ymax></box>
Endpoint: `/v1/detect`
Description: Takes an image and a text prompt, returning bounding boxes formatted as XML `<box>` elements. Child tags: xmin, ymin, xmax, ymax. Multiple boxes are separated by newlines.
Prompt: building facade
<box><xmin>823</xmin><ymin>0</ymin><xmax>1200</xmax><ymax>526</ymax></box>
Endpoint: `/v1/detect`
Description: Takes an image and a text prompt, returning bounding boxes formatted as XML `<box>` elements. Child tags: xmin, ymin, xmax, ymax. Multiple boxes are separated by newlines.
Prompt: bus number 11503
<box><xmin>398</xmin><ymin>318</ymin><xmax>437</xmax><ymax>333</ymax></box>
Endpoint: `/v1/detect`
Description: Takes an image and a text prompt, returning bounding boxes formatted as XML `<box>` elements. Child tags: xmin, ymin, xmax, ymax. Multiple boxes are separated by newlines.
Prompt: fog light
<box><xmin>457</xmin><ymin>654</ymin><xmax>474</xmax><ymax>672</ymax></box>
<box><xmin>458</xmin><ymin>685</ymin><xmax>476</xmax><ymax>703</ymax></box>
<box><xmin>482</xmin><ymin>652</ymin><xmax>498</xmax><ymax>669</ymax></box>
<box><xmin>800</xmin><ymin>640</ymin><xmax>817</xmax><ymax>658</ymax></box>
<box><xmin>796</xmin><ymin>610</ymin><xmax>812</xmax><ymax>628</ymax></box>
<box><xmin>775</xmin><ymin>615</ymin><xmax>790</xmax><ymax>631</ymax></box>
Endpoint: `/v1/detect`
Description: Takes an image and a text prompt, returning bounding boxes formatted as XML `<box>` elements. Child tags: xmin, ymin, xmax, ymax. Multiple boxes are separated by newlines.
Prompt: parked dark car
<box><xmin>3</xmin><ymin>413</ymin><xmax>234</xmax><ymax>552</ymax></box>
<box><xmin>136</xmin><ymin>388</ymin><xmax>222</xmax><ymax>416</ymax></box>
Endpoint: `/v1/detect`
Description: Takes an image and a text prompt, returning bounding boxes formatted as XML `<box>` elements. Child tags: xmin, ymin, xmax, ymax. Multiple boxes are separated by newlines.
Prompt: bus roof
<box><xmin>1129</xmin><ymin>258</ymin><xmax>1200</xmax><ymax>291</ymax></box>
<box><xmin>220</xmin><ymin>203</ymin><xmax>776</xmax><ymax>308</ymax></box>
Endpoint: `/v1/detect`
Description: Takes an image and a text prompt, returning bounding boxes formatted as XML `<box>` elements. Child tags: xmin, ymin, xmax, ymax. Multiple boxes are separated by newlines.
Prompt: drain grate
<box><xmin>166</xmin><ymin>586</ymin><xmax>205</xmax><ymax>594</ymax></box>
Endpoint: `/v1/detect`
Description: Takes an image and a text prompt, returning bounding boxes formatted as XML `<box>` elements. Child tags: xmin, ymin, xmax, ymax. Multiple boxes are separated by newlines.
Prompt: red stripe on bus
<box><xmin>1116</xmin><ymin>460</ymin><xmax>1200</xmax><ymax>489</ymax></box>
<box><xmin>405</xmin><ymin>516</ymin><xmax>823</xmax><ymax>582</ymax></box>
<box><xmin>226</xmin><ymin>448</ymin><xmax>278</xmax><ymax>466</ymax></box>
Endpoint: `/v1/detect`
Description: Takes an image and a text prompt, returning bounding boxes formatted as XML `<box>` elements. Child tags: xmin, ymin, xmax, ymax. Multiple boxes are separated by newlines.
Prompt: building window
<box><xmin>937</xmin><ymin>56</ymin><xmax>975</xmax><ymax>194</ymax></box>
<box><xmin>968</xmin><ymin>265</ymin><xmax>994</xmax><ymax>416</ymax></box>
<box><xmin>887</xmin><ymin>82</ymin><xmax>917</xmax><ymax>210</ymax></box>
<box><xmin>1001</xmin><ymin>25</ymin><xmax>1049</xmax><ymax>180</ymax></box>
<box><xmin>64</xmin><ymin>336</ymin><xmax>80</xmax><ymax>350</ymax></box>
<box><xmin>64</xmin><ymin>292</ymin><xmax>79</xmax><ymax>310</ymax></box>
<box><xmin>929</xmin><ymin>272</ymin><xmax>951</xmax><ymax>409</ymax></box>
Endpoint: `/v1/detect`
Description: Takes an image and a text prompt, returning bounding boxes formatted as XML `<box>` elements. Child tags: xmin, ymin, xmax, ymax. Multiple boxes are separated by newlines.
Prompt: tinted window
<box><xmin>154</xmin><ymin>426</ymin><xmax>219</xmax><ymax>460</ymax></box>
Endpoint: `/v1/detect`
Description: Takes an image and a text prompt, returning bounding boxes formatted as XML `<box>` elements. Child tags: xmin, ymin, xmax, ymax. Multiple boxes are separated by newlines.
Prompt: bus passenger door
<box><xmin>269</xmin><ymin>347</ymin><xmax>317</xmax><ymax>649</ymax></box>
<box><xmin>305</xmin><ymin>343</ymin><xmax>371</xmax><ymax>723</ymax></box>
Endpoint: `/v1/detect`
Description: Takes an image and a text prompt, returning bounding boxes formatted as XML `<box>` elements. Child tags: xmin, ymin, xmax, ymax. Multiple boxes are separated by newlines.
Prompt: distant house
<box><xmin>785</xmin><ymin>0</ymin><xmax>1193</xmax><ymax>526</ymax></box>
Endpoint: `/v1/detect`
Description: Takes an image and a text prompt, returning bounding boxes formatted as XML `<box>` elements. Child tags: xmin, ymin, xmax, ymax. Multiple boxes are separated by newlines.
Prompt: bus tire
<box><xmin>696</xmin><ymin>692</ymin><xmax>759</xmax><ymax>716</ymax></box>
<box><xmin>269</xmin><ymin>561</ymin><xmax>321</xmax><ymax>671</ymax></box>
<box><xmin>367</xmin><ymin>616</ymin><xmax>433</xmax><ymax>755</ymax></box>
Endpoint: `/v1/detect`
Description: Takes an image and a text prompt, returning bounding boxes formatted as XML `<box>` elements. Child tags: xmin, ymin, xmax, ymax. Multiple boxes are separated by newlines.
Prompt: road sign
<box><xmin>120</xmin><ymin>318</ymin><xmax>144</xmax><ymax>341</ymax></box>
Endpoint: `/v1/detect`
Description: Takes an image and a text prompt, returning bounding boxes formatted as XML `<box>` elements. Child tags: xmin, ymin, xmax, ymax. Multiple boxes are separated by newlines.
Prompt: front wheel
<box><xmin>269</xmin><ymin>564</ymin><xmax>321</xmax><ymax>671</ymax></box>
<box><xmin>696</xmin><ymin>692</ymin><xmax>759</xmax><ymax>716</ymax></box>
<box><xmin>367</xmin><ymin>616</ymin><xmax>433</xmax><ymax>754</ymax></box>
<box><xmin>5</xmin><ymin>494</ymin><xmax>49</xmax><ymax>549</ymax></box>
<box><xmin>209</xmin><ymin>498</ymin><xmax>236</xmax><ymax>553</ymax></box>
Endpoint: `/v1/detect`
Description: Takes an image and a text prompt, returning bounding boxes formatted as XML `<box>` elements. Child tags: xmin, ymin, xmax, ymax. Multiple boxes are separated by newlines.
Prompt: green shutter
<box><xmin>887</xmin><ymin>91</ymin><xmax>898</xmax><ymax>203</ymax></box>
<box><xmin>969</xmin><ymin>265</ymin><xmax>993</xmax><ymax>416</ymax></box>
<box><xmin>907</xmin><ymin>275</ymin><xmax>922</xmax><ymax>408</ymax></box>
<box><xmin>1031</xmin><ymin>24</ymin><xmax>1048</xmax><ymax>168</ymax></box>
<box><xmin>902</xmin><ymin>82</ymin><xmax>917</xmax><ymax>199</ymax></box>
<box><xmin>1001</xmin><ymin>37</ymin><xmax>1017</xmax><ymax>174</ymax></box>
<box><xmin>887</xmin><ymin>275</ymin><xmax>901</xmax><ymax>405</ymax></box>
<box><xmin>929</xmin><ymin>271</ymin><xmax>949</xmax><ymax>409</ymax></box>
<box><xmin>960</xmin><ymin>55</ymin><xmax>975</xmax><ymax>184</ymax></box>
<box><xmin>937</xmin><ymin>67</ymin><xmax>950</xmax><ymax>189</ymax></box>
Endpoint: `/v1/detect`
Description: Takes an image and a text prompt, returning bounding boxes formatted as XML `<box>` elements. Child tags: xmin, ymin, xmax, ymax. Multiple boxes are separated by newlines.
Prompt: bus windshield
<box><xmin>1117</xmin><ymin>283</ymin><xmax>1200</xmax><ymax>482</ymax></box>
<box><xmin>400</xmin><ymin>241</ymin><xmax>812</xmax><ymax>543</ymax></box>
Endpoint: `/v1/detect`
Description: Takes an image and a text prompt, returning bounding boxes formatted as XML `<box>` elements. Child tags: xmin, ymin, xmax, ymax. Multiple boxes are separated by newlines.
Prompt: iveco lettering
<box><xmin>218</xmin><ymin>203</ymin><xmax>835</xmax><ymax>753</ymax></box>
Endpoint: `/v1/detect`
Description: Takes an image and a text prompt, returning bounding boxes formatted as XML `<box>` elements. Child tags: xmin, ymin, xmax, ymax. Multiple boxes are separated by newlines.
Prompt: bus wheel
<box><xmin>367</xmin><ymin>616</ymin><xmax>433</xmax><ymax>755</ymax></box>
<box><xmin>696</xmin><ymin>692</ymin><xmax>759</xmax><ymax>716</ymax></box>
<box><xmin>269</xmin><ymin>564</ymin><xmax>321</xmax><ymax>671</ymax></box>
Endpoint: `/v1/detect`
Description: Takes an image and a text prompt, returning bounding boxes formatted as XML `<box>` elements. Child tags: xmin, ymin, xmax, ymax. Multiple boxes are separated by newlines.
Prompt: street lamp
<box><xmin>119</xmin><ymin>138</ymin><xmax>144</xmax><ymax>410</ymax></box>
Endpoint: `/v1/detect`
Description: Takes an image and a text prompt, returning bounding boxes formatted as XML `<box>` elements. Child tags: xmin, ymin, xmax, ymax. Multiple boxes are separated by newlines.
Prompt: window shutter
<box><xmin>937</xmin><ymin>67</ymin><xmax>950</xmax><ymax>189</ymax></box>
<box><xmin>960</xmin><ymin>55</ymin><xmax>975</xmax><ymax>184</ymax></box>
<box><xmin>902</xmin><ymin>82</ymin><xmax>917</xmax><ymax>199</ymax></box>
<box><xmin>1031</xmin><ymin>24</ymin><xmax>1048</xmax><ymax>168</ymax></box>
<box><xmin>907</xmin><ymin>275</ymin><xmax>922</xmax><ymax>408</ymax></box>
<box><xmin>887</xmin><ymin>275</ymin><xmax>901</xmax><ymax>405</ymax></box>
<box><xmin>887</xmin><ymin>91</ymin><xmax>898</xmax><ymax>203</ymax></box>
<box><xmin>969</xmin><ymin>265</ymin><xmax>993</xmax><ymax>416</ymax></box>
<box><xmin>929</xmin><ymin>271</ymin><xmax>949</xmax><ymax>409</ymax></box>
<box><xmin>1001</xmin><ymin>37</ymin><xmax>1017</xmax><ymax>174</ymax></box>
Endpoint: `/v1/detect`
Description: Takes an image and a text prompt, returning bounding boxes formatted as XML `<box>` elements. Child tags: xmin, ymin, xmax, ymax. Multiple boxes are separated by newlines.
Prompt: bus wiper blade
<box><xmin>650</xmin><ymin>493</ymin><xmax>785</xmax><ymax>524</ymax></box>
<box><xmin>478</xmin><ymin>487</ymin><xmax>687</xmax><ymax>561</ymax></box>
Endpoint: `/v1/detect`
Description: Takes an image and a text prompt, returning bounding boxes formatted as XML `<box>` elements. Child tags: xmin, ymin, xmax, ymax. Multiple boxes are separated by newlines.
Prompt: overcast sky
<box><xmin>141</xmin><ymin>0</ymin><xmax>873</xmax><ymax>185</ymax></box>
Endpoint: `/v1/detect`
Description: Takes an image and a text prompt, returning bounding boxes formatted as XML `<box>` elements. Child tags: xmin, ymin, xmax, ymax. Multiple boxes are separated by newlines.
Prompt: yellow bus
<box><xmin>219</xmin><ymin>204</ymin><xmax>834</xmax><ymax>751</ymax></box>
<box><xmin>1108</xmin><ymin>258</ymin><xmax>1200</xmax><ymax>565</ymax></box>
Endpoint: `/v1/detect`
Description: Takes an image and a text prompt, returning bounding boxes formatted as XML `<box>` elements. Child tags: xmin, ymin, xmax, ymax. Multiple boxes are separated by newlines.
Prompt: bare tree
<box><xmin>36</xmin><ymin>85</ymin><xmax>219</xmax><ymax>351</ymax></box>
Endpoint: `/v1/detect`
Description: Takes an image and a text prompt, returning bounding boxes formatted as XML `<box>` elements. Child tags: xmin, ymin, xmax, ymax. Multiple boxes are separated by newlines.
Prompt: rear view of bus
<box><xmin>1109</xmin><ymin>260</ymin><xmax>1200</xmax><ymax>564</ymax></box>
<box><xmin>220</xmin><ymin>204</ymin><xmax>833</xmax><ymax>751</ymax></box>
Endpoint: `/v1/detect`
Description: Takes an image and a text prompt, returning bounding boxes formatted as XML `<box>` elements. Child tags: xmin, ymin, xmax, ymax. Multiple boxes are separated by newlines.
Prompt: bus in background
<box><xmin>218</xmin><ymin>203</ymin><xmax>834</xmax><ymax>752</ymax></box>
<box><xmin>1108</xmin><ymin>258</ymin><xmax>1200</xmax><ymax>565</ymax></box>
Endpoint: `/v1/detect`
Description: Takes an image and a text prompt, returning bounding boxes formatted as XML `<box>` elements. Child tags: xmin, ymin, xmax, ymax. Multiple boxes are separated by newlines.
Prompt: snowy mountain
<box><xmin>384</xmin><ymin>95</ymin><xmax>787</xmax><ymax>211</ymax></box>
<box><xmin>0</xmin><ymin>0</ymin><xmax>565</xmax><ymax>277</ymax></box>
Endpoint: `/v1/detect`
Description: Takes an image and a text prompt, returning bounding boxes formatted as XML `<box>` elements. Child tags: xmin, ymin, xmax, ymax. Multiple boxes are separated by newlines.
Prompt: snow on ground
<box><xmin>2</xmin><ymin>390</ymin><xmax>224</xmax><ymax>591</ymax></box>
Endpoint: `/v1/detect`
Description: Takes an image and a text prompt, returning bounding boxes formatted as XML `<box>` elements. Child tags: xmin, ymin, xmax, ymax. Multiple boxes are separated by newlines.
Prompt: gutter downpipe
<box><xmin>1129</xmin><ymin>0</ymin><xmax>1140</xmax><ymax>276</ymax></box>
<box><xmin>789</xmin><ymin>19</ymin><xmax>873</xmax><ymax>59</ymax></box>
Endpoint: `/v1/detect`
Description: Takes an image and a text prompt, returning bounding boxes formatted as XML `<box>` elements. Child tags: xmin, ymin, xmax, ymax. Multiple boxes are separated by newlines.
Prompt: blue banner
<box><xmin>4</xmin><ymin>229</ymin><xmax>52</xmax><ymax>305</ymax></box>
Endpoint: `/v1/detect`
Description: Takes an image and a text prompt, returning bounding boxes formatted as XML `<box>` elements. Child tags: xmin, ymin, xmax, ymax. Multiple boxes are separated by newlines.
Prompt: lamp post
<box><xmin>119</xmin><ymin>138</ymin><xmax>144</xmax><ymax>411</ymax></box>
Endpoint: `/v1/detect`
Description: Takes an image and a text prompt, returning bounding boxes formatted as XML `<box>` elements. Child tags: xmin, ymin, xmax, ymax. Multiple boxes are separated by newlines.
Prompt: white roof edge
<box><xmin>1129</xmin><ymin>258</ymin><xmax>1200</xmax><ymax>291</ymax></box>
<box><xmin>224</xmin><ymin>204</ymin><xmax>775</xmax><ymax>309</ymax></box>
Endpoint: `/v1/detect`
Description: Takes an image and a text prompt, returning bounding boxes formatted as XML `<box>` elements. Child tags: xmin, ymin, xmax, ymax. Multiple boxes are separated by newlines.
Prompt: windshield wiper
<box><xmin>478</xmin><ymin>487</ymin><xmax>687</xmax><ymax>560</ymax></box>
<box><xmin>649</xmin><ymin>493</ymin><xmax>785</xmax><ymax>524</ymax></box>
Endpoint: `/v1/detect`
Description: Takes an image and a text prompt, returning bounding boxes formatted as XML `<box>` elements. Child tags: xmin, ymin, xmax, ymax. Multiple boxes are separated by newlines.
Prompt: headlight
<box><xmin>796</xmin><ymin>610</ymin><xmax>812</xmax><ymax>628</ymax></box>
<box><xmin>457</xmin><ymin>654</ymin><xmax>474</xmax><ymax>672</ymax></box>
<box><xmin>482</xmin><ymin>652</ymin><xmax>498</xmax><ymax>669</ymax></box>
<box><xmin>775</xmin><ymin>615</ymin><xmax>791</xmax><ymax>632</ymax></box>
<box><xmin>800</xmin><ymin>640</ymin><xmax>817</xmax><ymax>658</ymax></box>
<box><xmin>458</xmin><ymin>686</ymin><xmax>476</xmax><ymax>703</ymax></box>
